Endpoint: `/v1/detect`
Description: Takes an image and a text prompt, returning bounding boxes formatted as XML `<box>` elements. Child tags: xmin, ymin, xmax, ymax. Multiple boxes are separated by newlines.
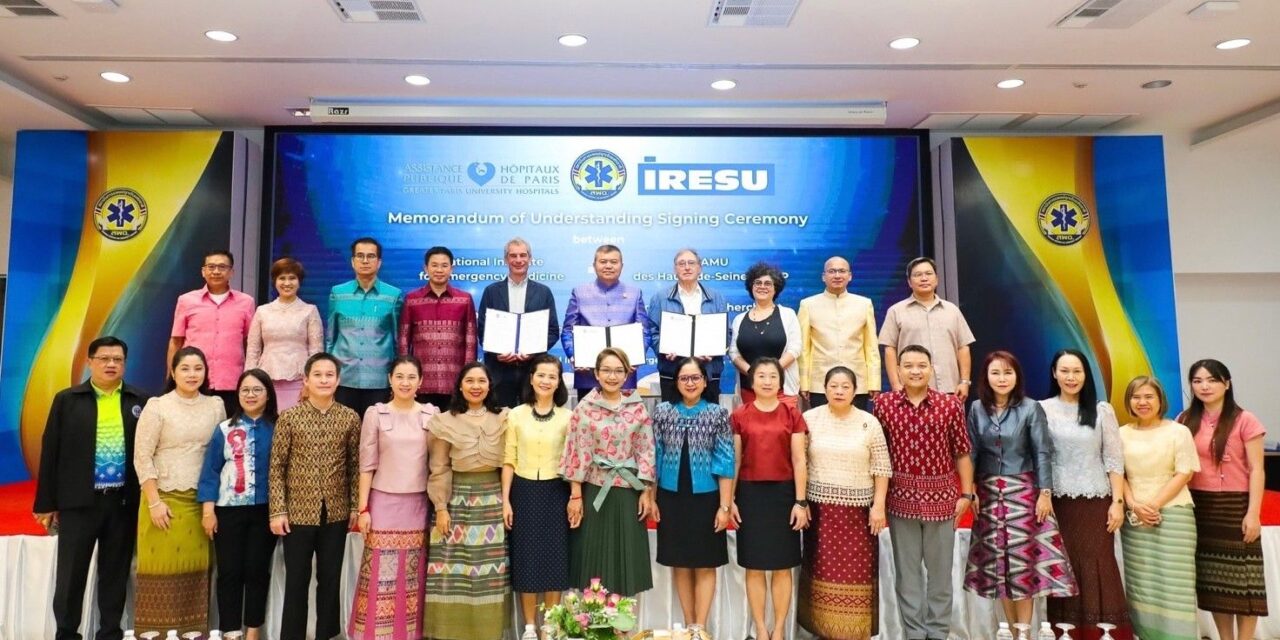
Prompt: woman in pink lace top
<box><xmin>246</xmin><ymin>258</ymin><xmax>323</xmax><ymax>410</ymax></box>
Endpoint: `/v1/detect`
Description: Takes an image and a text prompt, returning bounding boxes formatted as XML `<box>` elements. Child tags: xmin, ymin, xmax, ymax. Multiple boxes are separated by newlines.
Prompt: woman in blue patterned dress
<box><xmin>650</xmin><ymin>358</ymin><xmax>735</xmax><ymax>630</ymax></box>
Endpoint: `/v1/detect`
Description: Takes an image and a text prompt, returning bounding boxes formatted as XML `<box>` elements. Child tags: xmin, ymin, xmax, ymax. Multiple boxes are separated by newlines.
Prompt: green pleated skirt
<box><xmin>569</xmin><ymin>483</ymin><xmax>653</xmax><ymax>596</ymax></box>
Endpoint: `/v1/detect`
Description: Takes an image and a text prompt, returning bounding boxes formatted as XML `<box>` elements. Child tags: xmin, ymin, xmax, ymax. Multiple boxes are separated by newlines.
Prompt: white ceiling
<box><xmin>0</xmin><ymin>0</ymin><xmax>1277</xmax><ymax>141</ymax></box>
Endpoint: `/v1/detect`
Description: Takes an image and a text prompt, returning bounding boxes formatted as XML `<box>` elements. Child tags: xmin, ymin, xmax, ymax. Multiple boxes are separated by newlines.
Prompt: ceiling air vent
<box><xmin>709</xmin><ymin>0</ymin><xmax>802</xmax><ymax>28</ymax></box>
<box><xmin>1056</xmin><ymin>0</ymin><xmax>1171</xmax><ymax>29</ymax></box>
<box><xmin>0</xmin><ymin>0</ymin><xmax>59</xmax><ymax>18</ymax></box>
<box><xmin>328</xmin><ymin>0</ymin><xmax>422</xmax><ymax>23</ymax></box>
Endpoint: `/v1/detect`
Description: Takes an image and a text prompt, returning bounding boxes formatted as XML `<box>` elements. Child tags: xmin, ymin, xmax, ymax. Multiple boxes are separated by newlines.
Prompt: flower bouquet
<box><xmin>542</xmin><ymin>578</ymin><xmax>638</xmax><ymax>640</ymax></box>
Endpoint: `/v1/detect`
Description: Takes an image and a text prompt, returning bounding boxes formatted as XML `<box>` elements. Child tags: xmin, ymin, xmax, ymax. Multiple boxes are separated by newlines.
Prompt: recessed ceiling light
<box><xmin>1215</xmin><ymin>38</ymin><xmax>1251</xmax><ymax>50</ymax></box>
<box><xmin>558</xmin><ymin>34</ymin><xmax>588</xmax><ymax>47</ymax></box>
<box><xmin>1142</xmin><ymin>79</ymin><xmax>1173</xmax><ymax>89</ymax></box>
<box><xmin>100</xmin><ymin>71</ymin><xmax>130</xmax><ymax>83</ymax></box>
<box><xmin>888</xmin><ymin>37</ymin><xmax>920</xmax><ymax>50</ymax></box>
<box><xmin>404</xmin><ymin>74</ymin><xmax>431</xmax><ymax>86</ymax></box>
<box><xmin>996</xmin><ymin>78</ymin><xmax>1024</xmax><ymax>89</ymax></box>
<box><xmin>205</xmin><ymin>30</ymin><xmax>238</xmax><ymax>42</ymax></box>
<box><xmin>711</xmin><ymin>79</ymin><xmax>737</xmax><ymax>91</ymax></box>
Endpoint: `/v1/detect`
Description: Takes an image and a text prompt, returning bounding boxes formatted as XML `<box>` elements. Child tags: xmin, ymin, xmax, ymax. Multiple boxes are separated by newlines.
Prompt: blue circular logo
<box><xmin>570</xmin><ymin>149</ymin><xmax>626</xmax><ymax>201</ymax></box>
<box><xmin>1037</xmin><ymin>192</ymin><xmax>1091</xmax><ymax>246</ymax></box>
<box><xmin>92</xmin><ymin>188</ymin><xmax>149</xmax><ymax>241</ymax></box>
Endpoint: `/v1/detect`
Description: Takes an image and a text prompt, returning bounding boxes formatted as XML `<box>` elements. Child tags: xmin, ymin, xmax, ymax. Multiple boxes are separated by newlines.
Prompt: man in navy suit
<box><xmin>477</xmin><ymin>237</ymin><xmax>561</xmax><ymax>408</ymax></box>
<box><xmin>33</xmin><ymin>336</ymin><xmax>151</xmax><ymax>640</ymax></box>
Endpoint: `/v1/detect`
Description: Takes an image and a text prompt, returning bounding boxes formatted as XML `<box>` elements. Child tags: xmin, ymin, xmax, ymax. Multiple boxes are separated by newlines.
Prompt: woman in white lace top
<box><xmin>798</xmin><ymin>366</ymin><xmax>891</xmax><ymax>640</ymax></box>
<box><xmin>246</xmin><ymin>257</ymin><xmax>323</xmax><ymax>411</ymax></box>
<box><xmin>1040</xmin><ymin>348</ymin><xmax>1132</xmax><ymax>637</ymax></box>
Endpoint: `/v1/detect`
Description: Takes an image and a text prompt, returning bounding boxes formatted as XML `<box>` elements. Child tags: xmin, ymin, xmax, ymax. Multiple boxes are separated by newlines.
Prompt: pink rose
<box><xmin>590</xmin><ymin>577</ymin><xmax>603</xmax><ymax>591</ymax></box>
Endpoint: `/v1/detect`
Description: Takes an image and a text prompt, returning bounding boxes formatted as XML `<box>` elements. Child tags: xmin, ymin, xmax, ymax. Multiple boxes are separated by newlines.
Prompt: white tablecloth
<box><xmin>5</xmin><ymin>528</ymin><xmax>1280</xmax><ymax>639</ymax></box>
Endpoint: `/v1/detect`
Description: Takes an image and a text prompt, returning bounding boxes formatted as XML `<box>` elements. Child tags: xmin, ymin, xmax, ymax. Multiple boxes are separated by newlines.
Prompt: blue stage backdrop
<box><xmin>264</xmin><ymin>128</ymin><xmax>929</xmax><ymax>392</ymax></box>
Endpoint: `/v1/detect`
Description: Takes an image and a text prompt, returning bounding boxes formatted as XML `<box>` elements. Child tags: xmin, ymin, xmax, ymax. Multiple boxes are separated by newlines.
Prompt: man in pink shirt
<box><xmin>170</xmin><ymin>250</ymin><xmax>256</xmax><ymax>411</ymax></box>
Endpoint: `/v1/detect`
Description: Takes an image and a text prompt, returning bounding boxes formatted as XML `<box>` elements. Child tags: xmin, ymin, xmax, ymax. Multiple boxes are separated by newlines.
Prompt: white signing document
<box><xmin>573</xmin><ymin>322</ymin><xmax>647</xmax><ymax>368</ymax></box>
<box><xmin>658</xmin><ymin>311</ymin><xmax>728</xmax><ymax>358</ymax></box>
<box><xmin>482</xmin><ymin>308</ymin><xmax>550</xmax><ymax>355</ymax></box>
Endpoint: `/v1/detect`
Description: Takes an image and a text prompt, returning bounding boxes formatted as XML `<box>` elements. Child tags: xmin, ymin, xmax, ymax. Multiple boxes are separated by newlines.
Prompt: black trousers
<box><xmin>658</xmin><ymin>376</ymin><xmax>722</xmax><ymax>405</ymax></box>
<box><xmin>211</xmin><ymin>389</ymin><xmax>239</xmax><ymax>415</ymax></box>
<box><xmin>335</xmin><ymin>386</ymin><xmax>389</xmax><ymax>421</ymax></box>
<box><xmin>415</xmin><ymin>392</ymin><xmax>452</xmax><ymax>411</ymax></box>
<box><xmin>280</xmin><ymin>506</ymin><xmax>348</xmax><ymax>640</ymax></box>
<box><xmin>213</xmin><ymin>504</ymin><xmax>277</xmax><ymax>631</ymax></box>
<box><xmin>806</xmin><ymin>391</ymin><xmax>870</xmax><ymax>411</ymax></box>
<box><xmin>53</xmin><ymin>489</ymin><xmax>135</xmax><ymax>640</ymax></box>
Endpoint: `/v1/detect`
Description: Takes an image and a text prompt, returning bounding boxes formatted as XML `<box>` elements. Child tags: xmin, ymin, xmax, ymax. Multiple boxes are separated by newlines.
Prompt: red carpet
<box><xmin>5</xmin><ymin>481</ymin><xmax>1280</xmax><ymax>536</ymax></box>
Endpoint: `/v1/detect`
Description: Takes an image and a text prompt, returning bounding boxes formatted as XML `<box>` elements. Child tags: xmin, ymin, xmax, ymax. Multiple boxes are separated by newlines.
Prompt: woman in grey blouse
<box><xmin>1041</xmin><ymin>349</ymin><xmax>1131</xmax><ymax>636</ymax></box>
<box><xmin>963</xmin><ymin>350</ymin><xmax>1076</xmax><ymax>631</ymax></box>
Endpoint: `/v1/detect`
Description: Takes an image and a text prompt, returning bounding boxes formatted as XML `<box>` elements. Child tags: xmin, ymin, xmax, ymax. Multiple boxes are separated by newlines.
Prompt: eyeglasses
<box><xmin>91</xmin><ymin>356</ymin><xmax>125</xmax><ymax>364</ymax></box>
<box><xmin>675</xmin><ymin>260</ymin><xmax>699</xmax><ymax>268</ymax></box>
<box><xmin>239</xmin><ymin>387</ymin><xmax>268</xmax><ymax>396</ymax></box>
<box><xmin>678</xmin><ymin>375</ymin><xmax>704</xmax><ymax>384</ymax></box>
<box><xmin>751</xmin><ymin>279</ymin><xmax>775</xmax><ymax>288</ymax></box>
<box><xmin>203</xmin><ymin>264</ymin><xmax>231</xmax><ymax>272</ymax></box>
<box><xmin>824</xmin><ymin>268</ymin><xmax>850</xmax><ymax>275</ymax></box>
<box><xmin>352</xmin><ymin>253</ymin><xmax>380</xmax><ymax>262</ymax></box>
<box><xmin>597</xmin><ymin>368</ymin><xmax>628</xmax><ymax>378</ymax></box>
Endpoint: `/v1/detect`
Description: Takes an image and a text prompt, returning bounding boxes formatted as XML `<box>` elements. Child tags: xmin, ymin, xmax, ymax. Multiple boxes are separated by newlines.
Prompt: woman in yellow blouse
<box><xmin>501</xmin><ymin>355</ymin><xmax>573</xmax><ymax>629</ymax></box>
<box><xmin>426</xmin><ymin>362</ymin><xmax>512</xmax><ymax>640</ymax></box>
<box><xmin>1119</xmin><ymin>376</ymin><xmax>1200</xmax><ymax>640</ymax></box>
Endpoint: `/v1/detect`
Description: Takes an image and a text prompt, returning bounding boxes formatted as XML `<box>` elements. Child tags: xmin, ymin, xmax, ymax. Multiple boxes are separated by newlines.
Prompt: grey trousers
<box><xmin>888</xmin><ymin>514</ymin><xmax>956</xmax><ymax>640</ymax></box>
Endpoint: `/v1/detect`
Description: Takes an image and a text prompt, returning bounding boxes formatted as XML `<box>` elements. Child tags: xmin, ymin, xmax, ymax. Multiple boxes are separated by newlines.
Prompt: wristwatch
<box><xmin>960</xmin><ymin>493</ymin><xmax>976</xmax><ymax>501</ymax></box>
<box><xmin>794</xmin><ymin>499</ymin><xmax>809</xmax><ymax>508</ymax></box>
<box><xmin>719</xmin><ymin>505</ymin><xmax>731</xmax><ymax>513</ymax></box>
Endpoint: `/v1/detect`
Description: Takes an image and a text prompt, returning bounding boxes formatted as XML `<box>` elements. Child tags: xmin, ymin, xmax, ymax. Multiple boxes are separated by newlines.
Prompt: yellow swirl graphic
<box><xmin>21</xmin><ymin>131</ymin><xmax>222</xmax><ymax>474</ymax></box>
<box><xmin>965</xmin><ymin>137</ymin><xmax>1151</xmax><ymax>421</ymax></box>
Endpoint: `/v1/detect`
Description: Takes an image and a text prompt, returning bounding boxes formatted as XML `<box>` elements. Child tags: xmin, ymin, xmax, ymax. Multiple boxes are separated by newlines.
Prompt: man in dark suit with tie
<box><xmin>32</xmin><ymin>336</ymin><xmax>152</xmax><ymax>640</ymax></box>
<box><xmin>477</xmin><ymin>237</ymin><xmax>561</xmax><ymax>408</ymax></box>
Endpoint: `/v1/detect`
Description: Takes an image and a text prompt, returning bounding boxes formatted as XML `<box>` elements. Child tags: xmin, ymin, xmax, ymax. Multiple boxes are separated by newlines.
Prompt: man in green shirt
<box><xmin>33</xmin><ymin>336</ymin><xmax>151</xmax><ymax>640</ymax></box>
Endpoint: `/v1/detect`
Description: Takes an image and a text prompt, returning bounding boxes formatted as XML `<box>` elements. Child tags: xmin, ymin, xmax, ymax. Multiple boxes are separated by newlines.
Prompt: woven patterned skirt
<box><xmin>1048</xmin><ymin>496</ymin><xmax>1132</xmax><ymax>636</ymax></box>
<box><xmin>135</xmin><ymin>488</ymin><xmax>209</xmax><ymax>634</ymax></box>
<box><xmin>797</xmin><ymin>502</ymin><xmax>877</xmax><ymax>640</ymax></box>
<box><xmin>425</xmin><ymin>471</ymin><xmax>512</xmax><ymax>640</ymax></box>
<box><xmin>1121</xmin><ymin>504</ymin><xmax>1199</xmax><ymax>640</ymax></box>
<box><xmin>349</xmin><ymin>489</ymin><xmax>429</xmax><ymax>640</ymax></box>
<box><xmin>964</xmin><ymin>473</ymin><xmax>1077</xmax><ymax>600</ymax></box>
<box><xmin>1190</xmin><ymin>489</ymin><xmax>1268</xmax><ymax>616</ymax></box>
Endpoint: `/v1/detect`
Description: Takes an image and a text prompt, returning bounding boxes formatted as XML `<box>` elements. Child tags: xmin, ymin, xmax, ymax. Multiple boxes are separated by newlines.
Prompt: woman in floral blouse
<box><xmin>560</xmin><ymin>347</ymin><xmax>657</xmax><ymax>597</ymax></box>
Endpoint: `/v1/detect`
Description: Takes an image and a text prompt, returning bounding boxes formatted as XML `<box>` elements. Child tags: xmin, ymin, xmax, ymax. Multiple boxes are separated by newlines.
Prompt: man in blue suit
<box><xmin>477</xmin><ymin>237</ymin><xmax>561</xmax><ymax>407</ymax></box>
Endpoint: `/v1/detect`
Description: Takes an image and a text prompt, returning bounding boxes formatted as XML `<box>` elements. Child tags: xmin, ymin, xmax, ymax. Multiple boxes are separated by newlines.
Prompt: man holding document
<box><xmin>562</xmin><ymin>244</ymin><xmax>651</xmax><ymax>398</ymax></box>
<box><xmin>478</xmin><ymin>237</ymin><xmax>560</xmax><ymax>408</ymax></box>
<box><xmin>647</xmin><ymin>248</ymin><xmax>729</xmax><ymax>403</ymax></box>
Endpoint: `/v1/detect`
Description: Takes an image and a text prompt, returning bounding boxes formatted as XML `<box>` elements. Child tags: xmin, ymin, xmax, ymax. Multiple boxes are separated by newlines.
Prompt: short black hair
<box><xmin>522</xmin><ymin>354</ymin><xmax>569</xmax><ymax>407</ymax></box>
<box><xmin>449</xmin><ymin>361</ymin><xmax>501</xmax><ymax>415</ymax></box>
<box><xmin>746</xmin><ymin>356</ymin><xmax>784</xmax><ymax>382</ymax></box>
<box><xmin>425</xmin><ymin>246</ymin><xmax>454</xmax><ymax>265</ymax></box>
<box><xmin>87</xmin><ymin>336</ymin><xmax>128</xmax><ymax>359</ymax></box>
<box><xmin>743</xmin><ymin>261</ymin><xmax>786</xmax><ymax>300</ymax></box>
<box><xmin>305</xmin><ymin>352</ymin><xmax>342</xmax><ymax>376</ymax></box>
<box><xmin>388</xmin><ymin>354</ymin><xmax>423</xmax><ymax>377</ymax></box>
<box><xmin>163</xmin><ymin>346</ymin><xmax>212</xmax><ymax>395</ymax></box>
<box><xmin>204</xmin><ymin>250</ymin><xmax>234</xmax><ymax>267</ymax></box>
<box><xmin>824</xmin><ymin>365</ymin><xmax>858</xmax><ymax>389</ymax></box>
<box><xmin>899</xmin><ymin>344</ymin><xmax>933</xmax><ymax>362</ymax></box>
<box><xmin>351</xmin><ymin>237</ymin><xmax>382</xmax><ymax>258</ymax></box>
<box><xmin>231</xmin><ymin>368</ymin><xmax>279</xmax><ymax>424</ymax></box>
<box><xmin>905</xmin><ymin>257</ymin><xmax>936</xmax><ymax>277</ymax></box>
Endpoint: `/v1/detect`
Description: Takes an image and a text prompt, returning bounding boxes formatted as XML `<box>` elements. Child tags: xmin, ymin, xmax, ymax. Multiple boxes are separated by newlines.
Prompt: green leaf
<box><xmin>611</xmin><ymin>612</ymin><xmax>637</xmax><ymax>632</ymax></box>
